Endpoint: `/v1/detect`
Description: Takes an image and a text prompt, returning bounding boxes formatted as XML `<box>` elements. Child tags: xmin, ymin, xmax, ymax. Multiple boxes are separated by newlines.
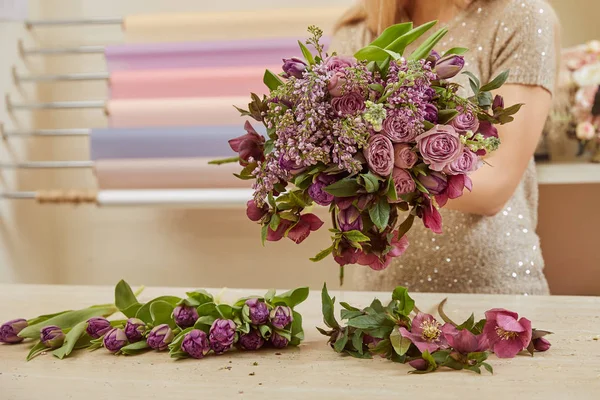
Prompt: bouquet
<box><xmin>220</xmin><ymin>22</ymin><xmax>521</xmax><ymax>280</ymax></box>
<box><xmin>319</xmin><ymin>284</ymin><xmax>552</xmax><ymax>374</ymax></box>
<box><xmin>0</xmin><ymin>280</ymin><xmax>308</xmax><ymax>361</ymax></box>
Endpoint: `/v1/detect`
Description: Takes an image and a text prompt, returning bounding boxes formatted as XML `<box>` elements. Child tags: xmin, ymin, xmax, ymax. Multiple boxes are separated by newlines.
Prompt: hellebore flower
<box><xmin>173</xmin><ymin>305</ymin><xmax>199</xmax><ymax>328</ymax></box>
<box><xmin>147</xmin><ymin>324</ymin><xmax>174</xmax><ymax>351</ymax></box>
<box><xmin>0</xmin><ymin>319</ymin><xmax>28</xmax><ymax>344</ymax></box>
<box><xmin>357</xmin><ymin>231</ymin><xmax>409</xmax><ymax>271</ymax></box>
<box><xmin>270</xmin><ymin>332</ymin><xmax>289</xmax><ymax>349</ymax></box>
<box><xmin>435</xmin><ymin>55</ymin><xmax>465</xmax><ymax>79</ymax></box>
<box><xmin>124</xmin><ymin>318</ymin><xmax>146</xmax><ymax>342</ymax></box>
<box><xmin>421</xmin><ymin>196</ymin><xmax>443</xmax><ymax>234</ymax></box>
<box><xmin>245</xmin><ymin>298</ymin><xmax>269</xmax><ymax>325</ymax></box>
<box><xmin>209</xmin><ymin>319</ymin><xmax>236</xmax><ymax>354</ymax></box>
<box><xmin>238</xmin><ymin>329</ymin><xmax>265</xmax><ymax>351</ymax></box>
<box><xmin>103</xmin><ymin>328</ymin><xmax>128</xmax><ymax>353</ymax></box>
<box><xmin>333</xmin><ymin>246</ymin><xmax>361</xmax><ymax>267</ymax></box>
<box><xmin>483</xmin><ymin>308</ymin><xmax>532</xmax><ymax>358</ymax></box>
<box><xmin>86</xmin><ymin>317</ymin><xmax>112</xmax><ymax>339</ymax></box>
<box><xmin>246</xmin><ymin>199</ymin><xmax>269</xmax><ymax>222</ymax></box>
<box><xmin>228</xmin><ymin>121</ymin><xmax>265</xmax><ymax>166</ymax></box>
<box><xmin>273</xmin><ymin>213</ymin><xmax>323</xmax><ymax>244</ymax></box>
<box><xmin>398</xmin><ymin>313</ymin><xmax>447</xmax><ymax>353</ymax></box>
<box><xmin>270</xmin><ymin>306</ymin><xmax>293</xmax><ymax>329</ymax></box>
<box><xmin>40</xmin><ymin>325</ymin><xmax>65</xmax><ymax>349</ymax></box>
<box><xmin>442</xmin><ymin>324</ymin><xmax>489</xmax><ymax>354</ymax></box>
<box><xmin>181</xmin><ymin>329</ymin><xmax>211</xmax><ymax>359</ymax></box>
<box><xmin>282</xmin><ymin>57</ymin><xmax>307</xmax><ymax>79</ymax></box>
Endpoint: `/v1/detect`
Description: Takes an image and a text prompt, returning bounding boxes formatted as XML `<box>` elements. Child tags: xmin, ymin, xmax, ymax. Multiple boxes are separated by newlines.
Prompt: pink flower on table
<box><xmin>399</xmin><ymin>313</ymin><xmax>447</xmax><ymax>353</ymax></box>
<box><xmin>483</xmin><ymin>308</ymin><xmax>532</xmax><ymax>359</ymax></box>
<box><xmin>533</xmin><ymin>337</ymin><xmax>551</xmax><ymax>352</ymax></box>
<box><xmin>442</xmin><ymin>324</ymin><xmax>489</xmax><ymax>354</ymax></box>
<box><xmin>393</xmin><ymin>144</ymin><xmax>418</xmax><ymax>169</ymax></box>
<box><xmin>357</xmin><ymin>231</ymin><xmax>409</xmax><ymax>271</ymax></box>
<box><xmin>416</xmin><ymin>125</ymin><xmax>463</xmax><ymax>172</ymax></box>
<box><xmin>266</xmin><ymin>213</ymin><xmax>324</xmax><ymax>244</ymax></box>
<box><xmin>228</xmin><ymin>121</ymin><xmax>265</xmax><ymax>166</ymax></box>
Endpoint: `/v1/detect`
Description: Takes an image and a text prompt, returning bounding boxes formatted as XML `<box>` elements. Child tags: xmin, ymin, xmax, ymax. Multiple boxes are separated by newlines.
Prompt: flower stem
<box><xmin>209</xmin><ymin>157</ymin><xmax>240</xmax><ymax>165</ymax></box>
<box><xmin>339</xmin><ymin>266</ymin><xmax>345</xmax><ymax>287</ymax></box>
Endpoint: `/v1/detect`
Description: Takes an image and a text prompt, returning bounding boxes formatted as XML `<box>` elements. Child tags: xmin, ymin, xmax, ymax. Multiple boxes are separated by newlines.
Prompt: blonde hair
<box><xmin>335</xmin><ymin>0</ymin><xmax>475</xmax><ymax>36</ymax></box>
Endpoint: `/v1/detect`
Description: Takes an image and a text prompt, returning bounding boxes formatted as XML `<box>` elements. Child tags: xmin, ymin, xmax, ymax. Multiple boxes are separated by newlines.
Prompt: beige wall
<box><xmin>0</xmin><ymin>0</ymin><xmax>598</xmax><ymax>294</ymax></box>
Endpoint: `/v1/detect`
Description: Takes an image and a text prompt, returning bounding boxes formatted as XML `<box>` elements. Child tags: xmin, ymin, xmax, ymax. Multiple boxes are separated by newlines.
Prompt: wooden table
<box><xmin>1</xmin><ymin>285</ymin><xmax>599</xmax><ymax>399</ymax></box>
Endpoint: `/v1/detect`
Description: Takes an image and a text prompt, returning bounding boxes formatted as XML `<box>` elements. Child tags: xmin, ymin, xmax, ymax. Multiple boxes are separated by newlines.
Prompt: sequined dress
<box><xmin>330</xmin><ymin>0</ymin><xmax>558</xmax><ymax>294</ymax></box>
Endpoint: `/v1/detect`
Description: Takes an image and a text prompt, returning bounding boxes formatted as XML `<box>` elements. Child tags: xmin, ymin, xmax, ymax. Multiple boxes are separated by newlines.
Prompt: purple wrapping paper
<box><xmin>104</xmin><ymin>36</ymin><xmax>331</xmax><ymax>72</ymax></box>
<box><xmin>90</xmin><ymin>125</ymin><xmax>267</xmax><ymax>160</ymax></box>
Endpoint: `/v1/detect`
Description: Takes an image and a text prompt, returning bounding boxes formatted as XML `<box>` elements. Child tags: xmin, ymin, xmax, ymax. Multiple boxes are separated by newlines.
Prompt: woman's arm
<box><xmin>444</xmin><ymin>84</ymin><xmax>553</xmax><ymax>216</ymax></box>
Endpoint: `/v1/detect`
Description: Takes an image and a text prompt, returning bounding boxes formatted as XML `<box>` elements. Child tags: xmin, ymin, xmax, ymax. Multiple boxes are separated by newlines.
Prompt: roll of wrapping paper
<box><xmin>104</xmin><ymin>37</ymin><xmax>330</xmax><ymax>72</ymax></box>
<box><xmin>95</xmin><ymin>158</ymin><xmax>250</xmax><ymax>189</ymax></box>
<box><xmin>90</xmin><ymin>125</ymin><xmax>267</xmax><ymax>160</ymax></box>
<box><xmin>109</xmin><ymin>66</ymin><xmax>275</xmax><ymax>99</ymax></box>
<box><xmin>122</xmin><ymin>8</ymin><xmax>343</xmax><ymax>43</ymax></box>
<box><xmin>106</xmin><ymin>97</ymin><xmax>248</xmax><ymax>128</ymax></box>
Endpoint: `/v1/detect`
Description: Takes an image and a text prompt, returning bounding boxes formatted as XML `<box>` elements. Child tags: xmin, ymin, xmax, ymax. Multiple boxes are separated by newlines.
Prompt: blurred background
<box><xmin>0</xmin><ymin>0</ymin><xmax>598</xmax><ymax>294</ymax></box>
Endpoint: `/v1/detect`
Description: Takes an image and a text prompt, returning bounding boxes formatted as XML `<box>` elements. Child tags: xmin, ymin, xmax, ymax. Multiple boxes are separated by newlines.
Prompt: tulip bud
<box><xmin>0</xmin><ymin>319</ymin><xmax>28</xmax><ymax>344</ymax></box>
<box><xmin>426</xmin><ymin>50</ymin><xmax>441</xmax><ymax>68</ymax></box>
<box><xmin>209</xmin><ymin>319</ymin><xmax>237</xmax><ymax>355</ymax></box>
<box><xmin>270</xmin><ymin>306</ymin><xmax>293</xmax><ymax>330</ymax></box>
<box><xmin>435</xmin><ymin>55</ymin><xmax>465</xmax><ymax>79</ymax></box>
<box><xmin>492</xmin><ymin>95</ymin><xmax>504</xmax><ymax>110</ymax></box>
<box><xmin>40</xmin><ymin>326</ymin><xmax>65</xmax><ymax>349</ymax></box>
<box><xmin>337</xmin><ymin>206</ymin><xmax>363</xmax><ymax>232</ymax></box>
<box><xmin>418</xmin><ymin>172</ymin><xmax>448</xmax><ymax>196</ymax></box>
<box><xmin>181</xmin><ymin>329</ymin><xmax>211</xmax><ymax>359</ymax></box>
<box><xmin>533</xmin><ymin>337</ymin><xmax>551</xmax><ymax>352</ymax></box>
<box><xmin>124</xmin><ymin>318</ymin><xmax>146</xmax><ymax>342</ymax></box>
<box><xmin>147</xmin><ymin>324</ymin><xmax>174</xmax><ymax>351</ymax></box>
<box><xmin>173</xmin><ymin>305</ymin><xmax>199</xmax><ymax>328</ymax></box>
<box><xmin>282</xmin><ymin>57</ymin><xmax>307</xmax><ymax>79</ymax></box>
<box><xmin>245</xmin><ymin>298</ymin><xmax>269</xmax><ymax>325</ymax></box>
<box><xmin>86</xmin><ymin>317</ymin><xmax>112</xmax><ymax>339</ymax></box>
<box><xmin>270</xmin><ymin>332</ymin><xmax>289</xmax><ymax>349</ymax></box>
<box><xmin>238</xmin><ymin>329</ymin><xmax>265</xmax><ymax>351</ymax></box>
<box><xmin>103</xmin><ymin>328</ymin><xmax>128</xmax><ymax>353</ymax></box>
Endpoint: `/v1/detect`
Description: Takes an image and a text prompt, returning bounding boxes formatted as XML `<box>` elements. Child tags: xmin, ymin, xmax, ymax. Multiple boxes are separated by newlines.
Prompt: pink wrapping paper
<box><xmin>106</xmin><ymin>97</ymin><xmax>248</xmax><ymax>127</ymax></box>
<box><xmin>95</xmin><ymin>158</ymin><xmax>250</xmax><ymax>189</ymax></box>
<box><xmin>109</xmin><ymin>66</ymin><xmax>275</xmax><ymax>99</ymax></box>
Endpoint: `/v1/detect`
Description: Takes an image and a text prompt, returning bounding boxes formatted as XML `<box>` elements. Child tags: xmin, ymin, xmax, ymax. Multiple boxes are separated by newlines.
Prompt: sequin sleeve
<box><xmin>490</xmin><ymin>0</ymin><xmax>559</xmax><ymax>94</ymax></box>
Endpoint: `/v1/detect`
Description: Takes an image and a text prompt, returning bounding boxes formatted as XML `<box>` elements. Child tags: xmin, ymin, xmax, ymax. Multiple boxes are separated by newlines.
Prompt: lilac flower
<box><xmin>124</xmin><ymin>318</ymin><xmax>146</xmax><ymax>342</ymax></box>
<box><xmin>86</xmin><ymin>317</ymin><xmax>112</xmax><ymax>339</ymax></box>
<box><xmin>40</xmin><ymin>326</ymin><xmax>65</xmax><ymax>349</ymax></box>
<box><xmin>103</xmin><ymin>328</ymin><xmax>128</xmax><ymax>353</ymax></box>
<box><xmin>238</xmin><ymin>329</ymin><xmax>265</xmax><ymax>351</ymax></box>
<box><xmin>181</xmin><ymin>329</ymin><xmax>210</xmax><ymax>359</ymax></box>
<box><xmin>270</xmin><ymin>306</ymin><xmax>293</xmax><ymax>329</ymax></box>
<box><xmin>245</xmin><ymin>298</ymin><xmax>269</xmax><ymax>325</ymax></box>
<box><xmin>209</xmin><ymin>319</ymin><xmax>236</xmax><ymax>354</ymax></box>
<box><xmin>398</xmin><ymin>313</ymin><xmax>447</xmax><ymax>353</ymax></box>
<box><xmin>147</xmin><ymin>324</ymin><xmax>174</xmax><ymax>351</ymax></box>
<box><xmin>173</xmin><ymin>305</ymin><xmax>199</xmax><ymax>328</ymax></box>
<box><xmin>270</xmin><ymin>332</ymin><xmax>289</xmax><ymax>349</ymax></box>
<box><xmin>282</xmin><ymin>57</ymin><xmax>307</xmax><ymax>79</ymax></box>
<box><xmin>483</xmin><ymin>308</ymin><xmax>532</xmax><ymax>358</ymax></box>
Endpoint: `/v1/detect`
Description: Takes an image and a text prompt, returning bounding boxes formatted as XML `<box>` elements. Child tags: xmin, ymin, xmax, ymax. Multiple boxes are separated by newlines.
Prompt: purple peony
<box><xmin>393</xmin><ymin>143</ymin><xmax>418</xmax><ymax>169</ymax></box>
<box><xmin>451</xmin><ymin>108</ymin><xmax>480</xmax><ymax>134</ymax></box>
<box><xmin>0</xmin><ymin>319</ymin><xmax>27</xmax><ymax>344</ymax></box>
<box><xmin>443</xmin><ymin>149</ymin><xmax>482</xmax><ymax>175</ymax></box>
<box><xmin>416</xmin><ymin>125</ymin><xmax>464</xmax><ymax>171</ymax></box>
<box><xmin>228</xmin><ymin>121</ymin><xmax>265</xmax><ymax>166</ymax></box>
<box><xmin>331</xmin><ymin>92</ymin><xmax>365</xmax><ymax>116</ymax></box>
<box><xmin>238</xmin><ymin>329</ymin><xmax>265</xmax><ymax>351</ymax></box>
<box><xmin>337</xmin><ymin>206</ymin><xmax>363</xmax><ymax>232</ymax></box>
<box><xmin>40</xmin><ymin>325</ymin><xmax>65</xmax><ymax>349</ymax></box>
<box><xmin>364</xmin><ymin>134</ymin><xmax>394</xmax><ymax>177</ymax></box>
<box><xmin>246</xmin><ymin>199</ymin><xmax>269</xmax><ymax>222</ymax></box>
<box><xmin>173</xmin><ymin>305</ymin><xmax>199</xmax><ymax>328</ymax></box>
<box><xmin>181</xmin><ymin>329</ymin><xmax>210</xmax><ymax>359</ymax></box>
<box><xmin>270</xmin><ymin>306</ymin><xmax>293</xmax><ymax>329</ymax></box>
<box><xmin>435</xmin><ymin>55</ymin><xmax>465</xmax><ymax>79</ymax></box>
<box><xmin>103</xmin><ymin>328</ymin><xmax>128</xmax><ymax>353</ymax></box>
<box><xmin>209</xmin><ymin>319</ymin><xmax>236</xmax><ymax>354</ymax></box>
<box><xmin>483</xmin><ymin>308</ymin><xmax>532</xmax><ymax>359</ymax></box>
<box><xmin>86</xmin><ymin>317</ymin><xmax>112</xmax><ymax>339</ymax></box>
<box><xmin>391</xmin><ymin>168</ymin><xmax>416</xmax><ymax>196</ymax></box>
<box><xmin>245</xmin><ymin>298</ymin><xmax>269</xmax><ymax>325</ymax></box>
<box><xmin>270</xmin><ymin>332</ymin><xmax>289</xmax><ymax>349</ymax></box>
<box><xmin>418</xmin><ymin>172</ymin><xmax>448</xmax><ymax>195</ymax></box>
<box><xmin>147</xmin><ymin>324</ymin><xmax>174</xmax><ymax>351</ymax></box>
<box><xmin>282</xmin><ymin>57</ymin><xmax>307</xmax><ymax>79</ymax></box>
<box><xmin>124</xmin><ymin>318</ymin><xmax>146</xmax><ymax>342</ymax></box>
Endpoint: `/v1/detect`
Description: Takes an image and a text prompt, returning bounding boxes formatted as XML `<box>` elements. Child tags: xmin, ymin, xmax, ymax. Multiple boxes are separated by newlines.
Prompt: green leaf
<box><xmin>289</xmin><ymin>311</ymin><xmax>304</xmax><ymax>346</ymax></box>
<box><xmin>369</xmin><ymin>22</ymin><xmax>413</xmax><ymax>48</ymax></box>
<box><xmin>324</xmin><ymin>177</ymin><xmax>362</xmax><ymax>197</ymax></box>
<box><xmin>421</xmin><ymin>350</ymin><xmax>438</xmax><ymax>372</ymax></box>
<box><xmin>263</xmin><ymin>69</ymin><xmax>284</xmax><ymax>91</ymax></box>
<box><xmin>437</xmin><ymin>109</ymin><xmax>459</xmax><ymax>124</ymax></box>
<box><xmin>389</xmin><ymin>327</ymin><xmax>411</xmax><ymax>356</ymax></box>
<box><xmin>370</xmin><ymin>339</ymin><xmax>392</xmax><ymax>357</ymax></box>
<box><xmin>351</xmin><ymin>329</ymin><xmax>364</xmax><ymax>354</ymax></box>
<box><xmin>347</xmin><ymin>315</ymin><xmax>385</xmax><ymax>330</ymax></box>
<box><xmin>343</xmin><ymin>230</ymin><xmax>371</xmax><ymax>243</ymax></box>
<box><xmin>480</xmin><ymin>70</ymin><xmax>510</xmax><ymax>92</ymax></box>
<box><xmin>477</xmin><ymin>91</ymin><xmax>494</xmax><ymax>108</ymax></box>
<box><xmin>396</xmin><ymin>213</ymin><xmax>415</xmax><ymax>240</ymax></box>
<box><xmin>471</xmin><ymin>319</ymin><xmax>487</xmax><ymax>335</ymax></box>
<box><xmin>310</xmin><ymin>246</ymin><xmax>333</xmax><ymax>262</ymax></box>
<box><xmin>120</xmin><ymin>340</ymin><xmax>150</xmax><ymax>356</ymax></box>
<box><xmin>443</xmin><ymin>47</ymin><xmax>469</xmax><ymax>56</ymax></box>
<box><xmin>271</xmin><ymin>287</ymin><xmax>310</xmax><ymax>308</ymax></box>
<box><xmin>114</xmin><ymin>280</ymin><xmax>141</xmax><ymax>318</ymax></box>
<box><xmin>339</xmin><ymin>302</ymin><xmax>360</xmax><ymax>311</ymax></box>
<box><xmin>408</xmin><ymin>27</ymin><xmax>448</xmax><ymax>61</ymax></box>
<box><xmin>194</xmin><ymin>315</ymin><xmax>217</xmax><ymax>333</ymax></box>
<box><xmin>422</xmin><ymin>120</ymin><xmax>435</xmax><ymax>130</ymax></box>
<box><xmin>369</xmin><ymin>197</ymin><xmax>390</xmax><ymax>231</ymax></box>
<box><xmin>391</xmin><ymin>287</ymin><xmax>415</xmax><ymax>316</ymax></box>
<box><xmin>26</xmin><ymin>341</ymin><xmax>47</xmax><ymax>361</ymax></box>
<box><xmin>385</xmin><ymin>20</ymin><xmax>438</xmax><ymax>54</ymax></box>
<box><xmin>185</xmin><ymin>290</ymin><xmax>214</xmax><ymax>307</ymax></box>
<box><xmin>345</xmin><ymin>349</ymin><xmax>373</xmax><ymax>359</ymax></box>
<box><xmin>19</xmin><ymin>306</ymin><xmax>117</xmax><ymax>339</ymax></box>
<box><xmin>298</xmin><ymin>40</ymin><xmax>315</xmax><ymax>65</ymax></box>
<box><xmin>340</xmin><ymin>310</ymin><xmax>364</xmax><ymax>320</ymax></box>
<box><xmin>368</xmin><ymin>83</ymin><xmax>384</xmax><ymax>93</ymax></box>
<box><xmin>386</xmin><ymin>177</ymin><xmax>398</xmax><ymax>202</ymax></box>
<box><xmin>360</xmin><ymin>172</ymin><xmax>381</xmax><ymax>193</ymax></box>
<box><xmin>270</xmin><ymin>213</ymin><xmax>281</xmax><ymax>231</ymax></box>
<box><xmin>259</xmin><ymin>324</ymin><xmax>272</xmax><ymax>340</ymax></box>
<box><xmin>216</xmin><ymin>304</ymin><xmax>235</xmax><ymax>320</ymax></box>
<box><xmin>27</xmin><ymin>310</ymin><xmax>71</xmax><ymax>327</ymax></box>
<box><xmin>482</xmin><ymin>362</ymin><xmax>494</xmax><ymax>374</ymax></box>
<box><xmin>264</xmin><ymin>289</ymin><xmax>276</xmax><ymax>303</ymax></box>
<box><xmin>465</xmin><ymin>365</ymin><xmax>482</xmax><ymax>374</ymax></box>
<box><xmin>456</xmin><ymin>313</ymin><xmax>475</xmax><ymax>331</ymax></box>
<box><xmin>135</xmin><ymin>296</ymin><xmax>181</xmax><ymax>324</ymax></box>
<box><xmin>355</xmin><ymin>46</ymin><xmax>400</xmax><ymax>63</ymax></box>
<box><xmin>414</xmin><ymin>179</ymin><xmax>430</xmax><ymax>194</ymax></box>
<box><xmin>261</xmin><ymin>224</ymin><xmax>268</xmax><ymax>246</ymax></box>
<box><xmin>52</xmin><ymin>321</ymin><xmax>88</xmax><ymax>360</ymax></box>
<box><xmin>334</xmin><ymin>328</ymin><xmax>349</xmax><ymax>353</ymax></box>
<box><xmin>196</xmin><ymin>302</ymin><xmax>221</xmax><ymax>318</ymax></box>
<box><xmin>462</xmin><ymin>71</ymin><xmax>481</xmax><ymax>94</ymax></box>
<box><xmin>150</xmin><ymin>301</ymin><xmax>176</xmax><ymax>328</ymax></box>
<box><xmin>321</xmin><ymin>283</ymin><xmax>340</xmax><ymax>329</ymax></box>
<box><xmin>467</xmin><ymin>351</ymin><xmax>489</xmax><ymax>364</ymax></box>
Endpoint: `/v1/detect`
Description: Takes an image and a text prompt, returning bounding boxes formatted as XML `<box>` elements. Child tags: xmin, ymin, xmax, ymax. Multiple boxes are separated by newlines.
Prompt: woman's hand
<box><xmin>444</xmin><ymin>84</ymin><xmax>553</xmax><ymax>216</ymax></box>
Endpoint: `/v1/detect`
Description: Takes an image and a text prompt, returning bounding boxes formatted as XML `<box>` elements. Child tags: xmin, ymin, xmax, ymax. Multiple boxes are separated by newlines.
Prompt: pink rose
<box><xmin>328</xmin><ymin>71</ymin><xmax>347</xmax><ymax>97</ymax></box>
<box><xmin>364</xmin><ymin>134</ymin><xmax>394</xmax><ymax>177</ymax></box>
<box><xmin>392</xmin><ymin>168</ymin><xmax>416</xmax><ymax>196</ymax></box>
<box><xmin>331</xmin><ymin>92</ymin><xmax>365</xmax><ymax>116</ymax></box>
<box><xmin>416</xmin><ymin>125</ymin><xmax>463</xmax><ymax>171</ymax></box>
<box><xmin>393</xmin><ymin>144</ymin><xmax>418</xmax><ymax>169</ymax></box>
<box><xmin>382</xmin><ymin>111</ymin><xmax>419</xmax><ymax>143</ymax></box>
<box><xmin>451</xmin><ymin>108</ymin><xmax>480</xmax><ymax>134</ymax></box>
<box><xmin>325</xmin><ymin>55</ymin><xmax>357</xmax><ymax>72</ymax></box>
<box><xmin>443</xmin><ymin>149</ymin><xmax>482</xmax><ymax>175</ymax></box>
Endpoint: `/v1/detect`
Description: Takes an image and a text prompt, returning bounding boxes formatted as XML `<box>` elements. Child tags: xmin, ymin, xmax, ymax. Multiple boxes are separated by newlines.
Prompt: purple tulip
<box><xmin>435</xmin><ymin>55</ymin><xmax>465</xmax><ymax>79</ymax></box>
<box><xmin>238</xmin><ymin>329</ymin><xmax>265</xmax><ymax>351</ymax></box>
<box><xmin>270</xmin><ymin>332</ymin><xmax>289</xmax><ymax>349</ymax></box>
<box><xmin>181</xmin><ymin>329</ymin><xmax>211</xmax><ymax>359</ymax></box>
<box><xmin>147</xmin><ymin>324</ymin><xmax>174</xmax><ymax>351</ymax></box>
<box><xmin>245</xmin><ymin>298</ymin><xmax>269</xmax><ymax>325</ymax></box>
<box><xmin>270</xmin><ymin>306</ymin><xmax>293</xmax><ymax>330</ymax></box>
<box><xmin>103</xmin><ymin>328</ymin><xmax>128</xmax><ymax>353</ymax></box>
<box><xmin>209</xmin><ymin>319</ymin><xmax>236</xmax><ymax>355</ymax></box>
<box><xmin>337</xmin><ymin>206</ymin><xmax>363</xmax><ymax>232</ymax></box>
<box><xmin>418</xmin><ymin>172</ymin><xmax>448</xmax><ymax>196</ymax></box>
<box><xmin>86</xmin><ymin>317</ymin><xmax>112</xmax><ymax>339</ymax></box>
<box><xmin>40</xmin><ymin>326</ymin><xmax>65</xmax><ymax>349</ymax></box>
<box><xmin>424</xmin><ymin>103</ymin><xmax>438</xmax><ymax>123</ymax></box>
<box><xmin>173</xmin><ymin>305</ymin><xmax>199</xmax><ymax>328</ymax></box>
<box><xmin>426</xmin><ymin>50</ymin><xmax>441</xmax><ymax>68</ymax></box>
<box><xmin>124</xmin><ymin>318</ymin><xmax>146</xmax><ymax>342</ymax></box>
<box><xmin>0</xmin><ymin>319</ymin><xmax>27</xmax><ymax>344</ymax></box>
<box><xmin>282</xmin><ymin>57</ymin><xmax>307</xmax><ymax>79</ymax></box>
<box><xmin>533</xmin><ymin>337</ymin><xmax>551</xmax><ymax>352</ymax></box>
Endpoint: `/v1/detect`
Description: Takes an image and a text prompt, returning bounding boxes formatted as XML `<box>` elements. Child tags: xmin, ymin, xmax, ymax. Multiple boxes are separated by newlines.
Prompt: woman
<box><xmin>330</xmin><ymin>0</ymin><xmax>560</xmax><ymax>295</ymax></box>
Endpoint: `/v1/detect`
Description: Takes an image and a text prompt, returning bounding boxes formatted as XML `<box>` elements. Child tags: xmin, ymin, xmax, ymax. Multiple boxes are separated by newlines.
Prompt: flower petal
<box><xmin>496</xmin><ymin>314</ymin><xmax>526</xmax><ymax>333</ymax></box>
<box><xmin>493</xmin><ymin>337</ymin><xmax>525</xmax><ymax>358</ymax></box>
<box><xmin>301</xmin><ymin>213</ymin><xmax>325</xmax><ymax>231</ymax></box>
<box><xmin>517</xmin><ymin>318</ymin><xmax>533</xmax><ymax>348</ymax></box>
<box><xmin>287</xmin><ymin>221</ymin><xmax>311</xmax><ymax>244</ymax></box>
